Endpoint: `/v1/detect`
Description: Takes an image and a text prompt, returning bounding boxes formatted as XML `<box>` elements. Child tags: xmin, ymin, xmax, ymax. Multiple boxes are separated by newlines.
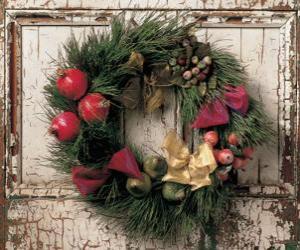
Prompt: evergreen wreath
<box><xmin>44</xmin><ymin>13</ymin><xmax>274</xmax><ymax>241</ymax></box>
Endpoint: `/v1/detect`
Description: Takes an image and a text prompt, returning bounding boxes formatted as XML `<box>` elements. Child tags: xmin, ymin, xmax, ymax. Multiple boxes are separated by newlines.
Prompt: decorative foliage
<box><xmin>44</xmin><ymin>12</ymin><xmax>274</xmax><ymax>242</ymax></box>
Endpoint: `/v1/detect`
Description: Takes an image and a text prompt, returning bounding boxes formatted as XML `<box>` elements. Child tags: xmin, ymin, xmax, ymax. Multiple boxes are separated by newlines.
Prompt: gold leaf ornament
<box><xmin>145</xmin><ymin>87</ymin><xmax>165</xmax><ymax>113</ymax></box>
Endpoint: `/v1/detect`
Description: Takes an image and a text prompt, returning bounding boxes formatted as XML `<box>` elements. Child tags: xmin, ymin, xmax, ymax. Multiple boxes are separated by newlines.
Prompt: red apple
<box><xmin>78</xmin><ymin>93</ymin><xmax>110</xmax><ymax>123</ymax></box>
<box><xmin>57</xmin><ymin>68</ymin><xmax>88</xmax><ymax>100</ymax></box>
<box><xmin>228</xmin><ymin>133</ymin><xmax>239</xmax><ymax>146</ymax></box>
<box><xmin>216</xmin><ymin>171</ymin><xmax>229</xmax><ymax>181</ymax></box>
<box><xmin>49</xmin><ymin>112</ymin><xmax>80</xmax><ymax>141</ymax></box>
<box><xmin>217</xmin><ymin>149</ymin><xmax>234</xmax><ymax>165</ymax></box>
<box><xmin>243</xmin><ymin>147</ymin><xmax>254</xmax><ymax>159</ymax></box>
<box><xmin>233</xmin><ymin>157</ymin><xmax>249</xmax><ymax>170</ymax></box>
<box><xmin>232</xmin><ymin>157</ymin><xmax>244</xmax><ymax>169</ymax></box>
<box><xmin>204</xmin><ymin>131</ymin><xmax>219</xmax><ymax>147</ymax></box>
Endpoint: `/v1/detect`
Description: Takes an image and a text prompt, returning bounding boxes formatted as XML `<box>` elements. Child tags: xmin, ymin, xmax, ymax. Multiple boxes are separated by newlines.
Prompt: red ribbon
<box><xmin>192</xmin><ymin>85</ymin><xmax>249</xmax><ymax>129</ymax></box>
<box><xmin>72</xmin><ymin>166</ymin><xmax>111</xmax><ymax>196</ymax></box>
<box><xmin>224</xmin><ymin>85</ymin><xmax>249</xmax><ymax>116</ymax></box>
<box><xmin>108</xmin><ymin>147</ymin><xmax>143</xmax><ymax>180</ymax></box>
<box><xmin>72</xmin><ymin>147</ymin><xmax>142</xmax><ymax>196</ymax></box>
<box><xmin>191</xmin><ymin>99</ymin><xmax>229</xmax><ymax>129</ymax></box>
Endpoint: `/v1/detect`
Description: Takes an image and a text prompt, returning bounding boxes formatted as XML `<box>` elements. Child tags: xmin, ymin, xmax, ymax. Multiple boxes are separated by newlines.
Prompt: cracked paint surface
<box><xmin>1</xmin><ymin>0</ymin><xmax>299</xmax><ymax>249</ymax></box>
<box><xmin>6</xmin><ymin>199</ymin><xmax>202</xmax><ymax>250</ymax></box>
<box><xmin>5</xmin><ymin>199</ymin><xmax>295</xmax><ymax>249</ymax></box>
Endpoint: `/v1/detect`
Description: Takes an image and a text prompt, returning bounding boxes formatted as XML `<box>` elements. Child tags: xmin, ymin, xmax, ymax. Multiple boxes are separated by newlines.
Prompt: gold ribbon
<box><xmin>162</xmin><ymin>130</ymin><xmax>217</xmax><ymax>191</ymax></box>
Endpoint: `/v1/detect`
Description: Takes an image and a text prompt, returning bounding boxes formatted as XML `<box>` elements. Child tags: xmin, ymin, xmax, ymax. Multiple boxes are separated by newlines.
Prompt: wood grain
<box><xmin>2</xmin><ymin>4</ymin><xmax>298</xmax><ymax>250</ymax></box>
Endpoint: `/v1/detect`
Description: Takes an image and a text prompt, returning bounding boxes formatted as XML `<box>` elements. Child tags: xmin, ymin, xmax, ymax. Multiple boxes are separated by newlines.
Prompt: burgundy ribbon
<box><xmin>72</xmin><ymin>147</ymin><xmax>142</xmax><ymax>196</ymax></box>
<box><xmin>72</xmin><ymin>166</ymin><xmax>111</xmax><ymax>196</ymax></box>
<box><xmin>108</xmin><ymin>147</ymin><xmax>143</xmax><ymax>179</ymax></box>
<box><xmin>191</xmin><ymin>99</ymin><xmax>229</xmax><ymax>129</ymax></box>
<box><xmin>224</xmin><ymin>85</ymin><xmax>249</xmax><ymax>116</ymax></box>
<box><xmin>192</xmin><ymin>85</ymin><xmax>249</xmax><ymax>129</ymax></box>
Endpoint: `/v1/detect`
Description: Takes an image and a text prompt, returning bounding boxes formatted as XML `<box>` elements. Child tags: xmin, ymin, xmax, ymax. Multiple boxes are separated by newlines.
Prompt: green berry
<box><xmin>191</xmin><ymin>56</ymin><xmax>199</xmax><ymax>64</ymax></box>
<box><xmin>202</xmin><ymin>56</ymin><xmax>212</xmax><ymax>65</ymax></box>
<box><xmin>197</xmin><ymin>62</ymin><xmax>206</xmax><ymax>69</ymax></box>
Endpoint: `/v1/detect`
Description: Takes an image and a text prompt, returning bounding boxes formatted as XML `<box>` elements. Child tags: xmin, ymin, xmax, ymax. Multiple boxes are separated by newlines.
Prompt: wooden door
<box><xmin>1</xmin><ymin>1</ymin><xmax>299</xmax><ymax>249</ymax></box>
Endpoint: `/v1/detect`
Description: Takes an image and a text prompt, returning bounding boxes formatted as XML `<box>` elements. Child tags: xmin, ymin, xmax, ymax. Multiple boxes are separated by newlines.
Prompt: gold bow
<box><xmin>162</xmin><ymin>130</ymin><xmax>217</xmax><ymax>191</ymax></box>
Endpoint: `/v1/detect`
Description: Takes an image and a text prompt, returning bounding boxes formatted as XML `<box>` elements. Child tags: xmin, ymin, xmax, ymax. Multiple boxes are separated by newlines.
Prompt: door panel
<box><xmin>204</xmin><ymin>26</ymin><xmax>280</xmax><ymax>185</ymax></box>
<box><xmin>1</xmin><ymin>5</ymin><xmax>299</xmax><ymax>250</ymax></box>
<box><xmin>22</xmin><ymin>25</ymin><xmax>107</xmax><ymax>184</ymax></box>
<box><xmin>191</xmin><ymin>11</ymin><xmax>297</xmax><ymax>198</ymax></box>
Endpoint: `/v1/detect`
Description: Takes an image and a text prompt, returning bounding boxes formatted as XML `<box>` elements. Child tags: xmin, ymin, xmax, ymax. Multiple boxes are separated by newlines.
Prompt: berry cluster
<box><xmin>168</xmin><ymin>36</ymin><xmax>213</xmax><ymax>93</ymax></box>
<box><xmin>203</xmin><ymin>131</ymin><xmax>254</xmax><ymax>181</ymax></box>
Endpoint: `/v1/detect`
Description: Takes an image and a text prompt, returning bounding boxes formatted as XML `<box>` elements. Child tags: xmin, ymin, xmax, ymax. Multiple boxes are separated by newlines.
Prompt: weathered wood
<box><xmin>21</xmin><ymin>25</ymin><xmax>106</xmax><ymax>185</ymax></box>
<box><xmin>5</xmin><ymin>198</ymin><xmax>295</xmax><ymax>249</ymax></box>
<box><xmin>239</xmin><ymin>27</ymin><xmax>281</xmax><ymax>185</ymax></box>
<box><xmin>5</xmin><ymin>0</ymin><xmax>296</xmax><ymax>10</ymax></box>
<box><xmin>297</xmin><ymin>13</ymin><xmax>300</xmax><ymax>245</ymax></box>
<box><xmin>216</xmin><ymin>199</ymin><xmax>296</xmax><ymax>249</ymax></box>
<box><xmin>0</xmin><ymin>1</ymin><xmax>6</xmax><ymax>249</ymax></box>
<box><xmin>6</xmin><ymin>199</ymin><xmax>201</xmax><ymax>250</ymax></box>
<box><xmin>1</xmin><ymin>3</ymin><xmax>299</xmax><ymax>249</ymax></box>
<box><xmin>125</xmin><ymin>88</ymin><xmax>177</xmax><ymax>156</ymax></box>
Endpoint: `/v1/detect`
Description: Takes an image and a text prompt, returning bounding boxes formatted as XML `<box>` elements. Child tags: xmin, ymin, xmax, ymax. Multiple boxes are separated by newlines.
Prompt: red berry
<box><xmin>78</xmin><ymin>93</ymin><xmax>110</xmax><ymax>123</ymax></box>
<box><xmin>49</xmin><ymin>112</ymin><xmax>80</xmax><ymax>141</ymax></box>
<box><xmin>228</xmin><ymin>133</ymin><xmax>239</xmax><ymax>146</ymax></box>
<box><xmin>57</xmin><ymin>68</ymin><xmax>88</xmax><ymax>100</ymax></box>
<box><xmin>177</xmin><ymin>57</ymin><xmax>187</xmax><ymax>66</ymax></box>
<box><xmin>233</xmin><ymin>157</ymin><xmax>249</xmax><ymax>170</ymax></box>
<box><xmin>232</xmin><ymin>157</ymin><xmax>244</xmax><ymax>169</ymax></box>
<box><xmin>217</xmin><ymin>149</ymin><xmax>234</xmax><ymax>165</ymax></box>
<box><xmin>196</xmin><ymin>72</ymin><xmax>207</xmax><ymax>81</ymax></box>
<box><xmin>191</xmin><ymin>67</ymin><xmax>200</xmax><ymax>75</ymax></box>
<box><xmin>204</xmin><ymin>131</ymin><xmax>219</xmax><ymax>147</ymax></box>
<box><xmin>243</xmin><ymin>147</ymin><xmax>254</xmax><ymax>159</ymax></box>
<box><xmin>182</xmin><ymin>70</ymin><xmax>192</xmax><ymax>80</ymax></box>
<box><xmin>216</xmin><ymin>171</ymin><xmax>229</xmax><ymax>181</ymax></box>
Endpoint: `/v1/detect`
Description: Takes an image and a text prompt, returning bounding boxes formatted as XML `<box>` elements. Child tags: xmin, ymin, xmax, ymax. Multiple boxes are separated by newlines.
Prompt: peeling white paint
<box><xmin>2</xmin><ymin>1</ymin><xmax>298</xmax><ymax>249</ymax></box>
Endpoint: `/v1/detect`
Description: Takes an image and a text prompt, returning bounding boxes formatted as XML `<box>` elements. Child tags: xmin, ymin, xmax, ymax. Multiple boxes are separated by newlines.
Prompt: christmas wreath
<box><xmin>44</xmin><ymin>13</ymin><xmax>274</xmax><ymax>241</ymax></box>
